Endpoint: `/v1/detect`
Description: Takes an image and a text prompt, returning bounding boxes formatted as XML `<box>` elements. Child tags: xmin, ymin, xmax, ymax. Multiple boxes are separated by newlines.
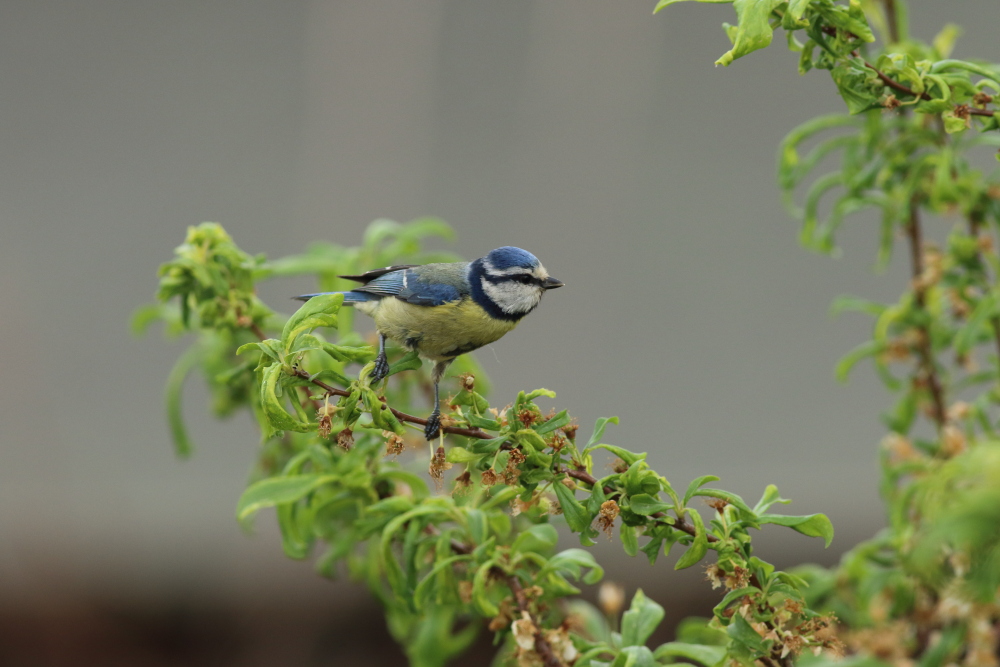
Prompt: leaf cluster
<box><xmin>651</xmin><ymin>1</ymin><xmax>1000</xmax><ymax>664</ymax></box>
<box><xmin>141</xmin><ymin>220</ymin><xmax>837</xmax><ymax>666</ymax></box>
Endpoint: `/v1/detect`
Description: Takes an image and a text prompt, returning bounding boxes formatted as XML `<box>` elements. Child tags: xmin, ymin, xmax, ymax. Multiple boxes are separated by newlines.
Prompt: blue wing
<box><xmin>355</xmin><ymin>268</ymin><xmax>462</xmax><ymax>306</ymax></box>
<box><xmin>295</xmin><ymin>266</ymin><xmax>465</xmax><ymax>306</ymax></box>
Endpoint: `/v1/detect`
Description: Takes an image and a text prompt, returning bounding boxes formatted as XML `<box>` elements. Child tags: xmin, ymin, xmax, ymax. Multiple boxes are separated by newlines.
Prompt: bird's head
<box><xmin>470</xmin><ymin>246</ymin><xmax>564</xmax><ymax>318</ymax></box>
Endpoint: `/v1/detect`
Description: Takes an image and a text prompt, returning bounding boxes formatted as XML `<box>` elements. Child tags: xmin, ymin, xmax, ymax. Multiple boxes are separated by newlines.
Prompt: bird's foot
<box><xmin>370</xmin><ymin>353</ymin><xmax>390</xmax><ymax>384</ymax></box>
<box><xmin>424</xmin><ymin>411</ymin><xmax>442</xmax><ymax>441</ymax></box>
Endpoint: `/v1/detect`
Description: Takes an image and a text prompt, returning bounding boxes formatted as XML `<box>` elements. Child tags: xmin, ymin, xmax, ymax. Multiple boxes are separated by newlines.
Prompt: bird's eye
<box><xmin>514</xmin><ymin>274</ymin><xmax>534</xmax><ymax>285</ymax></box>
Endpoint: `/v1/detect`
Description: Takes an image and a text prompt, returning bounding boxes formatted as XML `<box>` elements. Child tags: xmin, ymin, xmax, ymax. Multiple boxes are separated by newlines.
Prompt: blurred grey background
<box><xmin>1</xmin><ymin>1</ymin><xmax>995</xmax><ymax>665</ymax></box>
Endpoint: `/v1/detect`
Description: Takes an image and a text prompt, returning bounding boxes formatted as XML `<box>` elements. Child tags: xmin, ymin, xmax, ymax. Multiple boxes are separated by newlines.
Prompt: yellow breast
<box><xmin>362</xmin><ymin>297</ymin><xmax>519</xmax><ymax>361</ymax></box>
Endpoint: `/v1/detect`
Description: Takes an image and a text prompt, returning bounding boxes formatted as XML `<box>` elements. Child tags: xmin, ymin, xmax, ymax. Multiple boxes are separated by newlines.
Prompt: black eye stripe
<box><xmin>482</xmin><ymin>271</ymin><xmax>539</xmax><ymax>285</ymax></box>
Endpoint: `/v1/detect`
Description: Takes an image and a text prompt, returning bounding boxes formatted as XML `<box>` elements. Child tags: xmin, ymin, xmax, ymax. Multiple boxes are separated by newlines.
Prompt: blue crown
<box><xmin>486</xmin><ymin>246</ymin><xmax>539</xmax><ymax>270</ymax></box>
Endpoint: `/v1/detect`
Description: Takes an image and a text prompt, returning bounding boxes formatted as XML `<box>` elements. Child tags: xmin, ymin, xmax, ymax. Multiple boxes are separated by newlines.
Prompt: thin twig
<box><xmin>291</xmin><ymin>368</ymin><xmax>494</xmax><ymax>439</ymax></box>
<box><xmin>506</xmin><ymin>572</ymin><xmax>564</xmax><ymax>667</ymax></box>
<box><xmin>905</xmin><ymin>204</ymin><xmax>948</xmax><ymax>430</ymax></box>
<box><xmin>446</xmin><ymin>538</ymin><xmax>563</xmax><ymax>666</ymax></box>
<box><xmin>562</xmin><ymin>468</ymin><xmax>719</xmax><ymax>544</ymax></box>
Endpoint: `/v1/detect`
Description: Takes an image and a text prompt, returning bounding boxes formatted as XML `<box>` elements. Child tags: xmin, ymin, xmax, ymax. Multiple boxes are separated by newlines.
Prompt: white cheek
<box><xmin>481</xmin><ymin>279</ymin><xmax>542</xmax><ymax>314</ymax></box>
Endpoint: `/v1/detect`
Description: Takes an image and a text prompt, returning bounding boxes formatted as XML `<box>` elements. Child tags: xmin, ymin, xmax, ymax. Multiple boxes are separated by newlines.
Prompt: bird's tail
<box><xmin>292</xmin><ymin>291</ymin><xmax>374</xmax><ymax>304</ymax></box>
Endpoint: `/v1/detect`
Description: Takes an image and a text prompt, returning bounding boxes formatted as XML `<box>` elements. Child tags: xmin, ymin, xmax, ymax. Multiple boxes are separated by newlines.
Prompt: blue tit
<box><xmin>295</xmin><ymin>246</ymin><xmax>563</xmax><ymax>439</ymax></box>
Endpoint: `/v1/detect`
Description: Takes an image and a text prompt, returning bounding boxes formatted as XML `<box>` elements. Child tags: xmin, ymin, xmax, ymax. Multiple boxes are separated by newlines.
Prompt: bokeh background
<box><xmin>1</xmin><ymin>1</ymin><xmax>996</xmax><ymax>665</ymax></box>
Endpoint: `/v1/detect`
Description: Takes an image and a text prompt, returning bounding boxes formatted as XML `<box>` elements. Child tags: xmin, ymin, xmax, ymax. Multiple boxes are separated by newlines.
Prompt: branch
<box><xmin>562</xmin><ymin>468</ymin><xmax>719</xmax><ymax>544</ymax></box>
<box><xmin>291</xmin><ymin>368</ymin><xmax>494</xmax><ymax>439</ymax></box>
<box><xmin>861</xmin><ymin>63</ymin><xmax>996</xmax><ymax>117</ymax></box>
<box><xmin>905</xmin><ymin>204</ymin><xmax>948</xmax><ymax>429</ymax></box>
<box><xmin>506</xmin><ymin>572</ymin><xmax>564</xmax><ymax>667</ymax></box>
<box><xmin>446</xmin><ymin>538</ymin><xmax>563</xmax><ymax>666</ymax></box>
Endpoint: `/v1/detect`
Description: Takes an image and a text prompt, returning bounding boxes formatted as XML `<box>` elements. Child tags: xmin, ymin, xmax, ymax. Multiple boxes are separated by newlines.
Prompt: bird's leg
<box><xmin>423</xmin><ymin>360</ymin><xmax>452</xmax><ymax>440</ymax></box>
<box><xmin>424</xmin><ymin>385</ymin><xmax>442</xmax><ymax>441</ymax></box>
<box><xmin>370</xmin><ymin>332</ymin><xmax>390</xmax><ymax>384</ymax></box>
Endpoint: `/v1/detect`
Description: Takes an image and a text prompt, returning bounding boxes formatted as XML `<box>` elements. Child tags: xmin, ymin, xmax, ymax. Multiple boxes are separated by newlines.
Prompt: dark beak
<box><xmin>542</xmin><ymin>276</ymin><xmax>565</xmax><ymax>290</ymax></box>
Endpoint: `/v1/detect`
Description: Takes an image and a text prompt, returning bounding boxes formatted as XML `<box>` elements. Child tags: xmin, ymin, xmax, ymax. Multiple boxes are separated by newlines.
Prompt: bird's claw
<box><xmin>424</xmin><ymin>411</ymin><xmax>442</xmax><ymax>441</ymax></box>
<box><xmin>371</xmin><ymin>354</ymin><xmax>390</xmax><ymax>384</ymax></box>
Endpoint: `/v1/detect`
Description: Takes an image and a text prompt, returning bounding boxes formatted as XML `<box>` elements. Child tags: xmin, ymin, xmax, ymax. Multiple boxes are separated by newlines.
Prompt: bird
<box><xmin>294</xmin><ymin>246</ymin><xmax>563</xmax><ymax>440</ymax></box>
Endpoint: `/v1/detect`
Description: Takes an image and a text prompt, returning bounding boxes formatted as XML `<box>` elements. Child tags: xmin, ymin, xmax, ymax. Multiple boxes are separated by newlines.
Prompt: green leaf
<box><xmin>413</xmin><ymin>555</ymin><xmax>473</xmax><ymax>611</ymax></box>
<box><xmin>675</xmin><ymin>510</ymin><xmax>709</xmax><ymax>570</ymax></box>
<box><xmin>955</xmin><ymin>292</ymin><xmax>1000</xmax><ymax>355</ymax></box>
<box><xmin>281</xmin><ymin>293</ymin><xmax>342</xmax><ymax>346</ymax></box>
<box><xmin>621</xmin><ymin>589</ymin><xmax>665</xmax><ymax>647</ymax></box>
<box><xmin>542</xmin><ymin>548</ymin><xmax>605</xmax><ymax>585</ymax></box>
<box><xmin>758</xmin><ymin>512</ymin><xmax>834</xmax><ymax>546</ymax></box>
<box><xmin>653</xmin><ymin>642</ymin><xmax>726</xmax><ymax>667</ymax></box>
<box><xmin>260</xmin><ymin>364</ymin><xmax>312</xmax><ymax>434</ymax></box>
<box><xmin>830</xmin><ymin>295</ymin><xmax>887</xmax><ymax>318</ymax></box>
<box><xmin>830</xmin><ymin>59</ymin><xmax>881</xmax><ymax>114</ymax></box>
<box><xmin>586</xmin><ymin>416</ymin><xmax>619</xmax><ymax>448</ymax></box>
<box><xmin>753</xmin><ymin>484</ymin><xmax>789</xmax><ymax>514</ymax></box>
<box><xmin>387</xmin><ymin>349</ymin><xmax>422</xmax><ymax>376</ymax></box>
<box><xmin>471</xmin><ymin>558</ymin><xmax>499</xmax><ymax>617</ymax></box>
<box><xmin>726</xmin><ymin>613</ymin><xmax>766</xmax><ymax>653</ymax></box>
<box><xmin>627</xmin><ymin>493</ymin><xmax>672</xmax><ymax>516</ymax></box>
<box><xmin>715</xmin><ymin>0</ymin><xmax>783</xmax><ymax>67</ymax></box>
<box><xmin>586</xmin><ymin>444</ymin><xmax>646</xmax><ymax>466</ymax></box>
<box><xmin>445</xmin><ymin>447</ymin><xmax>482</xmax><ymax>464</ymax></box>
<box><xmin>536</xmin><ymin>410</ymin><xmax>571</xmax><ymax>435</ymax></box>
<box><xmin>620</xmin><ymin>523</ymin><xmax>639</xmax><ymax>557</ymax></box>
<box><xmin>835</xmin><ymin>340</ymin><xmax>883</xmax><ymax>382</ymax></box>
<box><xmin>554</xmin><ymin>481</ymin><xmax>592</xmax><ymax>533</ymax></box>
<box><xmin>683</xmin><ymin>475</ymin><xmax>721</xmax><ymax>506</ymax></box>
<box><xmin>692</xmin><ymin>489</ymin><xmax>755</xmax><ymax>517</ymax></box>
<box><xmin>511</xmin><ymin>523</ymin><xmax>559</xmax><ymax>554</ymax></box>
<box><xmin>236</xmin><ymin>474</ymin><xmax>337</xmax><ymax>521</ymax></box>
<box><xmin>164</xmin><ymin>343</ymin><xmax>202</xmax><ymax>458</ymax></box>
<box><xmin>712</xmin><ymin>586</ymin><xmax>762</xmax><ymax>621</ymax></box>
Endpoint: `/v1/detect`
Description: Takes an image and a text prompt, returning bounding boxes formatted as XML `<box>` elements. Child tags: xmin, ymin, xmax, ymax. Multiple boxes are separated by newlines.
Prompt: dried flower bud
<box><xmin>597</xmin><ymin>582</ymin><xmax>625</xmax><ymax>617</ymax></box>
<box><xmin>724</xmin><ymin>565</ymin><xmax>750</xmax><ymax>590</ymax></box>
<box><xmin>705</xmin><ymin>564</ymin><xmax>724</xmax><ymax>590</ymax></box>
<box><xmin>612</xmin><ymin>458</ymin><xmax>629</xmax><ymax>473</ymax></box>
<box><xmin>453</xmin><ymin>470</ymin><xmax>472</xmax><ymax>496</ymax></box>
<box><xmin>317</xmin><ymin>413</ymin><xmax>333</xmax><ymax>438</ymax></box>
<box><xmin>336</xmin><ymin>428</ymin><xmax>354</xmax><ymax>451</ymax></box>
<box><xmin>882</xmin><ymin>94</ymin><xmax>901</xmax><ymax>110</ymax></box>
<box><xmin>973</xmin><ymin>91</ymin><xmax>994</xmax><ymax>107</ymax></box>
<box><xmin>481</xmin><ymin>469</ymin><xmax>500</xmax><ymax>487</ymax></box>
<box><xmin>511</xmin><ymin>612</ymin><xmax>538</xmax><ymax>651</ymax></box>
<box><xmin>561</xmin><ymin>422</ymin><xmax>579</xmax><ymax>441</ymax></box>
<box><xmin>429</xmin><ymin>446</ymin><xmax>452</xmax><ymax>485</ymax></box>
<box><xmin>384</xmin><ymin>431</ymin><xmax>405</xmax><ymax>457</ymax></box>
<box><xmin>457</xmin><ymin>373</ymin><xmax>476</xmax><ymax>392</ymax></box>
<box><xmin>882</xmin><ymin>432</ymin><xmax>917</xmax><ymax>465</ymax></box>
<box><xmin>947</xmin><ymin>401</ymin><xmax>971</xmax><ymax>421</ymax></box>
<box><xmin>706</xmin><ymin>497</ymin><xmax>728</xmax><ymax>513</ymax></box>
<box><xmin>544</xmin><ymin>627</ymin><xmax>579</xmax><ymax>663</ymax></box>
<box><xmin>597</xmin><ymin>500</ymin><xmax>619</xmax><ymax>537</ymax></box>
<box><xmin>504</xmin><ymin>448</ymin><xmax>526</xmax><ymax>486</ymax></box>
<box><xmin>517</xmin><ymin>408</ymin><xmax>540</xmax><ymax>428</ymax></box>
<box><xmin>941</xmin><ymin>424</ymin><xmax>967</xmax><ymax>457</ymax></box>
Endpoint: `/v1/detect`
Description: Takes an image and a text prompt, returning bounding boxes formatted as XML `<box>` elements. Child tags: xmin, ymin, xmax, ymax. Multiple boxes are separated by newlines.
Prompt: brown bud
<box><xmin>481</xmin><ymin>469</ymin><xmax>500</xmax><ymax>487</ymax></box>
<box><xmin>597</xmin><ymin>500</ymin><xmax>619</xmax><ymax>537</ymax></box>
<box><xmin>457</xmin><ymin>373</ymin><xmax>476</xmax><ymax>392</ymax></box>
<box><xmin>336</xmin><ymin>428</ymin><xmax>354</xmax><ymax>451</ymax></box>
<box><xmin>317</xmin><ymin>413</ymin><xmax>333</xmax><ymax>439</ymax></box>
<box><xmin>973</xmin><ymin>91</ymin><xmax>993</xmax><ymax>107</ymax></box>
<box><xmin>429</xmin><ymin>445</ymin><xmax>452</xmax><ymax>484</ymax></box>
<box><xmin>561</xmin><ymin>422</ymin><xmax>579</xmax><ymax>441</ymax></box>
<box><xmin>384</xmin><ymin>432</ymin><xmax>405</xmax><ymax>457</ymax></box>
